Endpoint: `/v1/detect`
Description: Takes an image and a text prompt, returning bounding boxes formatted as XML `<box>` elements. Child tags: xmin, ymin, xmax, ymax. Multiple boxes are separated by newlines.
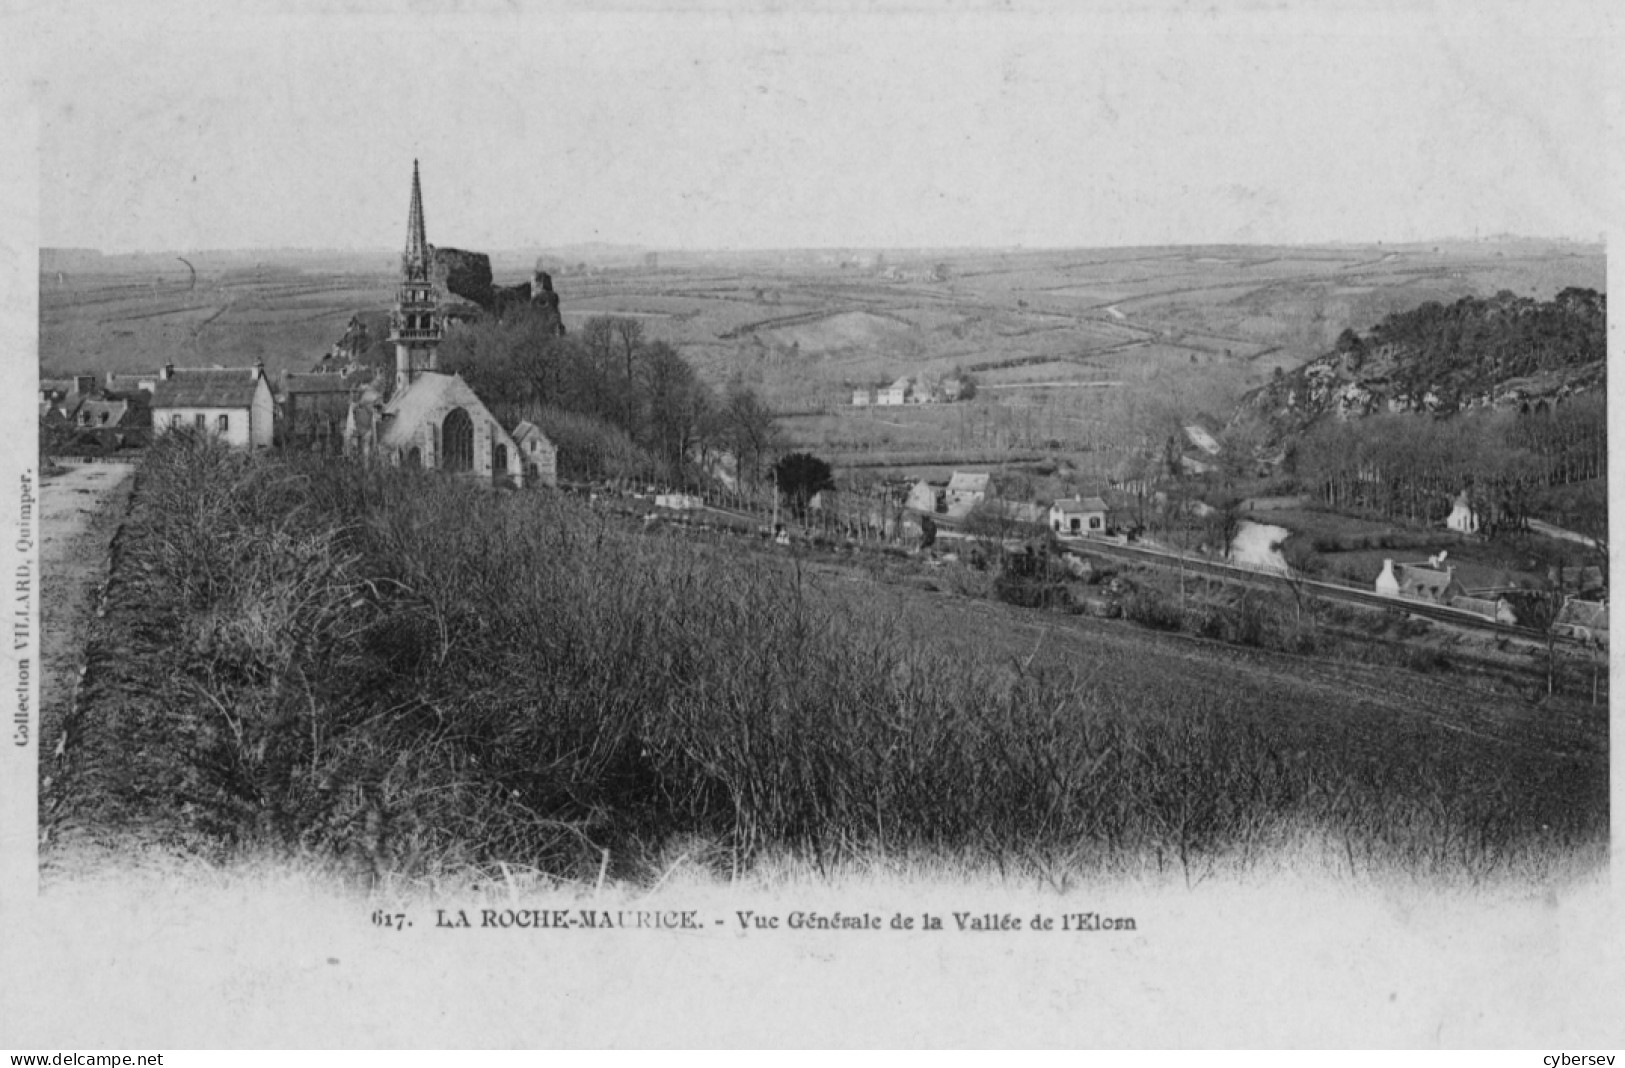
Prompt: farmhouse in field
<box><xmin>1050</xmin><ymin>496</ymin><xmax>1109</xmax><ymax>536</ymax></box>
<box><xmin>151</xmin><ymin>362</ymin><xmax>276</xmax><ymax>448</ymax></box>
<box><xmin>345</xmin><ymin>161</ymin><xmax>525</xmax><ymax>487</ymax></box>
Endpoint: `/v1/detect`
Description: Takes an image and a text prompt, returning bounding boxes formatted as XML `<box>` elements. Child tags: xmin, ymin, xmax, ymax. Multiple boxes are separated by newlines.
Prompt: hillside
<box><xmin>1239</xmin><ymin>288</ymin><xmax>1606</xmax><ymax>438</ymax></box>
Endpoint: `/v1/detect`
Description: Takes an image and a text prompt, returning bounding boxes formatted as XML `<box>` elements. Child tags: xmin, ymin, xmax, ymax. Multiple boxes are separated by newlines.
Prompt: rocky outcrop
<box><xmin>1238</xmin><ymin>348</ymin><xmax>1605</xmax><ymax>438</ymax></box>
<box><xmin>431</xmin><ymin>247</ymin><xmax>495</xmax><ymax>311</ymax></box>
<box><xmin>429</xmin><ymin>248</ymin><xmax>565</xmax><ymax>335</ymax></box>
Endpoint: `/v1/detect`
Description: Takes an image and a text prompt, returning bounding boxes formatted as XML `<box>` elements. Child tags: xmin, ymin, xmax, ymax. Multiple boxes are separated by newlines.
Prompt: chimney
<box><xmin>161</xmin><ymin>361</ymin><xmax>175</xmax><ymax>380</ymax></box>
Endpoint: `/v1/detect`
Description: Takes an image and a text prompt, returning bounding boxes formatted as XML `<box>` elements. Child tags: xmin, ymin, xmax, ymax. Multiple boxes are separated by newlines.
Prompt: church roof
<box><xmin>151</xmin><ymin>367</ymin><xmax>266</xmax><ymax>409</ymax></box>
<box><xmin>377</xmin><ymin>373</ymin><xmax>508</xmax><ymax>451</ymax></box>
<box><xmin>1052</xmin><ymin>497</ymin><xmax>1108</xmax><ymax>514</ymax></box>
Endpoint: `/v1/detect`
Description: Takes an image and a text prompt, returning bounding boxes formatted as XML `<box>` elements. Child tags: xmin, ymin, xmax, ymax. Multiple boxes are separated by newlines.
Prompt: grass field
<box><xmin>45</xmin><ymin>438</ymin><xmax>1608</xmax><ymax>889</ymax></box>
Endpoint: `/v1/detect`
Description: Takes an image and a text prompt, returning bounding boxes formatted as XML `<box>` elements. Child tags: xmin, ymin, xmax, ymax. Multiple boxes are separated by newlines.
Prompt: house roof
<box><xmin>511</xmin><ymin>421</ymin><xmax>554</xmax><ymax>449</ymax></box>
<box><xmin>886</xmin><ymin>376</ymin><xmax>911</xmax><ymax>391</ymax></box>
<box><xmin>40</xmin><ymin>378</ymin><xmax>74</xmax><ymax>398</ymax></box>
<box><xmin>151</xmin><ymin>367</ymin><xmax>266</xmax><ymax>409</ymax></box>
<box><xmin>77</xmin><ymin>399</ymin><xmax>129</xmax><ymax>426</ymax></box>
<box><xmin>947</xmin><ymin>472</ymin><xmax>991</xmax><ymax>494</ymax></box>
<box><xmin>1397</xmin><ymin>563</ymin><xmax>1455</xmax><ymax>594</ymax></box>
<box><xmin>1449</xmin><ymin>595</ymin><xmax>1502</xmax><ymax>620</ymax></box>
<box><xmin>104</xmin><ymin>373</ymin><xmax>157</xmax><ymax>394</ymax></box>
<box><xmin>1052</xmin><ymin>497</ymin><xmax>1108</xmax><ymax>513</ymax></box>
<box><xmin>1556</xmin><ymin>598</ymin><xmax>1608</xmax><ymax>632</ymax></box>
<box><xmin>282</xmin><ymin>371</ymin><xmax>362</xmax><ymax>396</ymax></box>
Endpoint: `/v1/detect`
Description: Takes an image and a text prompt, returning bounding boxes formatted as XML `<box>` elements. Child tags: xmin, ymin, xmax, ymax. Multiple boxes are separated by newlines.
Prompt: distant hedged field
<box><xmin>55</xmin><ymin>436</ymin><xmax>1607</xmax><ymax>885</ymax></box>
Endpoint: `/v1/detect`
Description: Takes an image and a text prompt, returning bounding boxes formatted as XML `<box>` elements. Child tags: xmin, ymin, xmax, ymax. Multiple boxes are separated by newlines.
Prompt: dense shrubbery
<box><xmin>64</xmin><ymin>436</ymin><xmax>1607</xmax><ymax>884</ymax></box>
<box><xmin>1341</xmin><ymin>288</ymin><xmax>1605</xmax><ymax>398</ymax></box>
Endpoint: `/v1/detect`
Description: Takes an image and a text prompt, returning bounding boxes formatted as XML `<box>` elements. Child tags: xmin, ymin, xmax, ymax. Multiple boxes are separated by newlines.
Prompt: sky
<box><xmin>15</xmin><ymin>0</ymin><xmax>1617</xmax><ymax>253</ymax></box>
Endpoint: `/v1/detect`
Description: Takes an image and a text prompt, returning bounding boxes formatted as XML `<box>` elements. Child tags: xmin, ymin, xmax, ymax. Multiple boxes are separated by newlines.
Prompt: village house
<box><xmin>75</xmin><ymin>398</ymin><xmax>130</xmax><ymax>431</ymax></box>
<box><xmin>151</xmin><ymin>362</ymin><xmax>276</xmax><ymax>448</ymax></box>
<box><xmin>1050</xmin><ymin>495</ymin><xmax>1109</xmax><ymax>536</ymax></box>
<box><xmin>851</xmin><ymin>388</ymin><xmax>871</xmax><ymax>407</ymax></box>
<box><xmin>1553</xmin><ymin>597</ymin><xmax>1608</xmax><ymax>647</ymax></box>
<box><xmin>345</xmin><ymin>162</ymin><xmax>525</xmax><ymax>488</ymax></box>
<box><xmin>876</xmin><ymin>376</ymin><xmax>911</xmax><ymax>406</ymax></box>
<box><xmin>944</xmin><ymin>471</ymin><xmax>993</xmax><ymax>517</ymax></box>
<box><xmin>1375</xmin><ymin>554</ymin><xmax>1465</xmax><ymax>604</ymax></box>
<box><xmin>281</xmin><ymin>370</ymin><xmax>364</xmax><ymax>450</ymax></box>
<box><xmin>510</xmin><ymin>421</ymin><xmax>559</xmax><ymax>487</ymax></box>
<box><xmin>905</xmin><ymin>479</ymin><xmax>947</xmax><ymax>514</ymax></box>
<box><xmin>1445</xmin><ymin>491</ymin><xmax>1481</xmax><ymax>534</ymax></box>
<box><xmin>1449</xmin><ymin>592</ymin><xmax>1519</xmax><ymax>625</ymax></box>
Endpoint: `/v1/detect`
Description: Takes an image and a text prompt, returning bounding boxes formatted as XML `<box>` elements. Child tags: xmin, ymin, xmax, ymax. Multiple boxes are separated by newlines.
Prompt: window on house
<box><xmin>1089</xmin><ymin>516</ymin><xmax>1103</xmax><ymax>530</ymax></box>
<box><xmin>195</xmin><ymin>414</ymin><xmax>206</xmax><ymax>430</ymax></box>
<box><xmin>170</xmin><ymin>414</ymin><xmax>181</xmax><ymax>428</ymax></box>
<box><xmin>218</xmin><ymin>414</ymin><xmax>230</xmax><ymax>433</ymax></box>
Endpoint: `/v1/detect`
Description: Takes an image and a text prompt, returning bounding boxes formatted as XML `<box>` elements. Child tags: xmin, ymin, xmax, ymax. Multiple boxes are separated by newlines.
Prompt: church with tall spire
<box><xmin>344</xmin><ymin>161</ymin><xmax>539</xmax><ymax>487</ymax></box>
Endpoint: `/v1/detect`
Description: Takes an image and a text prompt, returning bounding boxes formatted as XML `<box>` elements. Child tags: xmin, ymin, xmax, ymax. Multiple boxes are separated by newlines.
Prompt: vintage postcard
<box><xmin>1</xmin><ymin>0</ymin><xmax>1619</xmax><ymax>1050</ymax></box>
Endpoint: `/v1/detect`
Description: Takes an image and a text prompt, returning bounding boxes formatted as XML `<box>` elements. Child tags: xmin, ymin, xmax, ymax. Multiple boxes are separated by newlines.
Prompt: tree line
<box><xmin>1288</xmin><ymin>396</ymin><xmax>1606</xmax><ymax>539</ymax></box>
<box><xmin>424</xmin><ymin>306</ymin><xmax>781</xmax><ymax>486</ymax></box>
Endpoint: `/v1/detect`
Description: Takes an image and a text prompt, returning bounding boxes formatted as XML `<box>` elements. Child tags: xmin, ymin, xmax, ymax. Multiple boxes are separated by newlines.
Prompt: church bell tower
<box><xmin>390</xmin><ymin>160</ymin><xmax>442</xmax><ymax>394</ymax></box>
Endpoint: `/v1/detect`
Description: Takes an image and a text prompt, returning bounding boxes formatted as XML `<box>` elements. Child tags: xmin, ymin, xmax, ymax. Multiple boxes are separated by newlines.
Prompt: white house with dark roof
<box><xmin>151</xmin><ymin>363</ymin><xmax>275</xmax><ymax>448</ymax></box>
<box><xmin>1375</xmin><ymin>556</ymin><xmax>1465</xmax><ymax>604</ymax></box>
<box><xmin>1050</xmin><ymin>496</ymin><xmax>1109</xmax><ymax>536</ymax></box>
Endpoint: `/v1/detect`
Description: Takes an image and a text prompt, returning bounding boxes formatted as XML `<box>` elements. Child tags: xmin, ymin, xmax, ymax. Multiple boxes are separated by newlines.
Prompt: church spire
<box><xmin>391</xmin><ymin>160</ymin><xmax>441</xmax><ymax>392</ymax></box>
<box><xmin>402</xmin><ymin>159</ymin><xmax>429</xmax><ymax>282</ymax></box>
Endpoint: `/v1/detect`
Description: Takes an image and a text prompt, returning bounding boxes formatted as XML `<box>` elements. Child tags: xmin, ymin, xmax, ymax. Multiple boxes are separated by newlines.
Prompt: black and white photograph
<box><xmin>1</xmin><ymin>0</ymin><xmax>1618</xmax><ymax>1051</ymax></box>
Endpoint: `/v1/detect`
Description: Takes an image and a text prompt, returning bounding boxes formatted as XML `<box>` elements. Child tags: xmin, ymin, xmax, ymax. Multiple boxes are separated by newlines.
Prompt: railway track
<box><xmin>1056</xmin><ymin>536</ymin><xmax>1563</xmax><ymax>644</ymax></box>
